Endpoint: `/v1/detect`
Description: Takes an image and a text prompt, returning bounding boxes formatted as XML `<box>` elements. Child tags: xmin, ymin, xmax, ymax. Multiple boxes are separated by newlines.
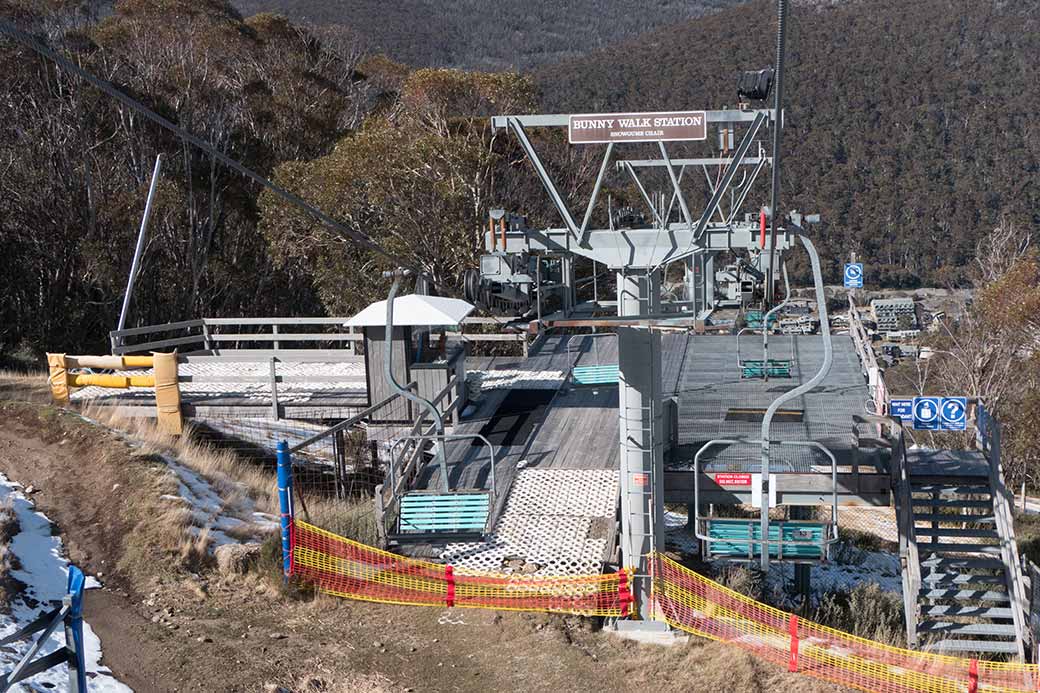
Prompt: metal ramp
<box><xmin>892</xmin><ymin>411</ymin><xmax>1030</xmax><ymax>660</ymax></box>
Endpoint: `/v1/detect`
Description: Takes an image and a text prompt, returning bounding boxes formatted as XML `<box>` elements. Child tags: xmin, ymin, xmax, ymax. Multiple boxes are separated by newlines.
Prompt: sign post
<box><xmin>912</xmin><ymin>397</ymin><xmax>941</xmax><ymax>431</ymax></box>
<box><xmin>940</xmin><ymin>397</ymin><xmax>967</xmax><ymax>431</ymax></box>
<box><xmin>843</xmin><ymin>262</ymin><xmax>864</xmax><ymax>289</ymax></box>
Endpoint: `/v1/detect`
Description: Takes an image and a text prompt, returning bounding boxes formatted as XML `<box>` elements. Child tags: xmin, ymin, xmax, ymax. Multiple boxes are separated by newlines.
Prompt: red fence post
<box><xmin>788</xmin><ymin>614</ymin><xmax>799</xmax><ymax>672</ymax></box>
<box><xmin>967</xmin><ymin>658</ymin><xmax>978</xmax><ymax>693</ymax></box>
<box><xmin>618</xmin><ymin>568</ymin><xmax>632</xmax><ymax>618</ymax></box>
<box><xmin>445</xmin><ymin>564</ymin><xmax>455</xmax><ymax>608</ymax></box>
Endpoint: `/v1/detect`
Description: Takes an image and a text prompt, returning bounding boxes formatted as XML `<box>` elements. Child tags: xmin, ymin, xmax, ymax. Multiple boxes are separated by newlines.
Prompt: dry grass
<box><xmin>0</xmin><ymin>498</ymin><xmax>20</xmax><ymax>609</ymax></box>
<box><xmin>82</xmin><ymin>403</ymin><xmax>279</xmax><ymax>515</ymax></box>
<box><xmin>0</xmin><ymin>370</ymin><xmax>50</xmax><ymax>404</ymax></box>
<box><xmin>81</xmin><ymin>403</ymin><xmax>378</xmax><ymax>547</ymax></box>
<box><xmin>178</xmin><ymin>527</ymin><xmax>215</xmax><ymax>572</ymax></box>
<box><xmin>810</xmin><ymin>583</ymin><xmax>906</xmax><ymax>647</ymax></box>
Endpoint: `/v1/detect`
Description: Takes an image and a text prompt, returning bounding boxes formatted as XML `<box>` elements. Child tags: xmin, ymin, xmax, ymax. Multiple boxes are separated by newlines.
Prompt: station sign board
<box><xmin>568</xmin><ymin>110</ymin><xmax>707</xmax><ymax>144</ymax></box>
<box><xmin>939</xmin><ymin>397</ymin><xmax>967</xmax><ymax>431</ymax></box>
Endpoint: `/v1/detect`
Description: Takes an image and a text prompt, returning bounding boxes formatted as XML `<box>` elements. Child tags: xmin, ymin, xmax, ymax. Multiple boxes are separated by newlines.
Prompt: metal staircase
<box><xmin>893</xmin><ymin>408</ymin><xmax>1030</xmax><ymax>660</ymax></box>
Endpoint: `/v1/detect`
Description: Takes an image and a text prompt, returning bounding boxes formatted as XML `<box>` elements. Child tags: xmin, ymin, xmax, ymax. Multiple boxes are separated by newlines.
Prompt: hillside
<box><xmin>537</xmin><ymin>0</ymin><xmax>1040</xmax><ymax>286</ymax></box>
<box><xmin>229</xmin><ymin>0</ymin><xmax>747</xmax><ymax>70</ymax></box>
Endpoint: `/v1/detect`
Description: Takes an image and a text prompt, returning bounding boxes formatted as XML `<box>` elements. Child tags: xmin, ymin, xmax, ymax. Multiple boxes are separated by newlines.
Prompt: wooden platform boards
<box><xmin>67</xmin><ymin>355</ymin><xmax>369</xmax><ymax>420</ymax></box>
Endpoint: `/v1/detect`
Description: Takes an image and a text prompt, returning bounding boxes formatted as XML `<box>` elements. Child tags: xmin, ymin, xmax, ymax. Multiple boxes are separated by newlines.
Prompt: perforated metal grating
<box><xmin>441</xmin><ymin>468</ymin><xmax>619</xmax><ymax>576</ymax></box>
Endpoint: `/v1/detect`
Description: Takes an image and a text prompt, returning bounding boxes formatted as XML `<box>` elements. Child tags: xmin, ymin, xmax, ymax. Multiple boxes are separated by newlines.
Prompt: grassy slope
<box><xmin>0</xmin><ymin>377</ymin><xmax>852</xmax><ymax>692</ymax></box>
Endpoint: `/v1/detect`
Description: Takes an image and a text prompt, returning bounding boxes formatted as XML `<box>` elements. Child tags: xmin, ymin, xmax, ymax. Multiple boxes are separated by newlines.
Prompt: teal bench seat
<box><xmin>398</xmin><ymin>492</ymin><xmax>490</xmax><ymax>535</ymax></box>
<box><xmin>572</xmin><ymin>364</ymin><xmax>619</xmax><ymax>385</ymax></box>
<box><xmin>740</xmin><ymin>359</ymin><xmax>792</xmax><ymax>378</ymax></box>
<box><xmin>703</xmin><ymin>519</ymin><xmax>827</xmax><ymax>560</ymax></box>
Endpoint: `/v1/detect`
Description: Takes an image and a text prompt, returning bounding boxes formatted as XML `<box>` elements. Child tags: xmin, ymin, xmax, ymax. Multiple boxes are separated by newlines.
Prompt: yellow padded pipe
<box><xmin>65</xmin><ymin>355</ymin><xmax>154</xmax><ymax>370</ymax></box>
<box><xmin>67</xmin><ymin>373</ymin><xmax>155</xmax><ymax>389</ymax></box>
<box><xmin>46</xmin><ymin>353</ymin><xmax>69</xmax><ymax>403</ymax></box>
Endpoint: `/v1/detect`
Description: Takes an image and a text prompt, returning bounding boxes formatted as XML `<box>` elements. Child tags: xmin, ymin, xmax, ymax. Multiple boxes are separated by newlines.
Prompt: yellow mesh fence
<box><xmin>652</xmin><ymin>553</ymin><xmax>1038</xmax><ymax>693</ymax></box>
<box><xmin>292</xmin><ymin>520</ymin><xmax>630</xmax><ymax>616</ymax></box>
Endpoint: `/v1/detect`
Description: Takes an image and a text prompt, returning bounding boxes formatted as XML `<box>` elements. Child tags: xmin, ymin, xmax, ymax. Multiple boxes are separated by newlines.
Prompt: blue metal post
<box><xmin>64</xmin><ymin>565</ymin><xmax>86</xmax><ymax>693</ymax></box>
<box><xmin>276</xmin><ymin>441</ymin><xmax>294</xmax><ymax>578</ymax></box>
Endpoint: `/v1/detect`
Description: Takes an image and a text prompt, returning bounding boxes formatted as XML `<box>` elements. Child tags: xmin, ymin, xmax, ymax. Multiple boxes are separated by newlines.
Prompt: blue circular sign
<box><xmin>844</xmin><ymin>264</ymin><xmax>862</xmax><ymax>280</ymax></box>
<box><xmin>942</xmin><ymin>399</ymin><xmax>964</xmax><ymax>421</ymax></box>
<box><xmin>914</xmin><ymin>398</ymin><xmax>938</xmax><ymax>422</ymax></box>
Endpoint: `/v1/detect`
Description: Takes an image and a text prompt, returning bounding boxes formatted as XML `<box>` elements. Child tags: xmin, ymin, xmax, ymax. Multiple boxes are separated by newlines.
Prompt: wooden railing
<box><xmin>979</xmin><ymin>406</ymin><xmax>1030</xmax><ymax>659</ymax></box>
<box><xmin>891</xmin><ymin>425</ymin><xmax>922</xmax><ymax>647</ymax></box>
<box><xmin>110</xmin><ymin>316</ymin><xmax>528</xmax><ymax>357</ymax></box>
<box><xmin>110</xmin><ymin>317</ymin><xmax>360</xmax><ymax>356</ymax></box>
<box><xmin>1023</xmin><ymin>557</ymin><xmax>1040</xmax><ymax>662</ymax></box>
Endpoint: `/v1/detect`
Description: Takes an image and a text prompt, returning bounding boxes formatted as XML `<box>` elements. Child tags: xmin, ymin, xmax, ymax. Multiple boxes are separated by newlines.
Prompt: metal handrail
<box><xmin>691</xmin><ymin>438</ymin><xmax>840</xmax><ymax>561</ymax></box>
<box><xmin>381</xmin><ymin>374</ymin><xmax>462</xmax><ymax>501</ymax></box>
<box><xmin>110</xmin><ymin>316</ymin><xmax>526</xmax><ymax>356</ymax></box>
<box><xmin>760</xmin><ymin>261</ymin><xmax>793</xmax><ymax>379</ymax></box>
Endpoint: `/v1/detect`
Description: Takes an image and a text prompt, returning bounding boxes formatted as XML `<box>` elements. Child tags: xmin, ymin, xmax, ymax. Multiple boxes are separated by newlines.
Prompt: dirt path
<box><xmin>0</xmin><ymin>400</ymin><xmax>850</xmax><ymax>693</ymax></box>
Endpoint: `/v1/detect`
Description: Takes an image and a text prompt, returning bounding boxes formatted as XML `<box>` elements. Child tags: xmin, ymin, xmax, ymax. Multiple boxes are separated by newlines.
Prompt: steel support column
<box><xmin>616</xmin><ymin>269</ymin><xmax>665</xmax><ymax>616</ymax></box>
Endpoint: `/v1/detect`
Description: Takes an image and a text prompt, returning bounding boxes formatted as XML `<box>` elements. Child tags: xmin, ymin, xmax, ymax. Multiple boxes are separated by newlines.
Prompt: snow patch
<box><xmin>0</xmin><ymin>475</ymin><xmax>132</xmax><ymax>692</ymax></box>
<box><xmin>467</xmin><ymin>369</ymin><xmax>564</xmax><ymax>393</ymax></box>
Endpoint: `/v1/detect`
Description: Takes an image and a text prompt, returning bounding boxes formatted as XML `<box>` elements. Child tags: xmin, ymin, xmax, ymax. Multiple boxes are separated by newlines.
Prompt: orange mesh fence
<box><xmin>292</xmin><ymin>520</ymin><xmax>631</xmax><ymax>616</ymax></box>
<box><xmin>652</xmin><ymin>553</ymin><xmax>1039</xmax><ymax>693</ymax></box>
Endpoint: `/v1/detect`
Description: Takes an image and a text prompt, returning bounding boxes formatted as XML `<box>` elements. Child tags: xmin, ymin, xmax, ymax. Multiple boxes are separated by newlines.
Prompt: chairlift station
<box><xmin>49</xmin><ymin>61</ymin><xmax>1032</xmax><ymax>660</ymax></box>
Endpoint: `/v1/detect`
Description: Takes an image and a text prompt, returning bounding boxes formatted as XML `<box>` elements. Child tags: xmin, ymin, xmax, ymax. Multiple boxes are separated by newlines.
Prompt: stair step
<box><xmin>911</xmin><ymin>498</ymin><xmax>992</xmax><ymax>509</ymax></box>
<box><xmin>913</xmin><ymin>513</ymin><xmax>995</xmax><ymax>524</ymax></box>
<box><xmin>919</xmin><ymin>589</ymin><xmax>1009</xmax><ymax>602</ymax></box>
<box><xmin>921</xmin><ymin>604</ymin><xmax>1013</xmax><ymax>619</ymax></box>
<box><xmin>922</xmin><ymin>573</ymin><xmax>1006</xmax><ymax>586</ymax></box>
<box><xmin>918</xmin><ymin>621</ymin><xmax>1018</xmax><ymax>637</ymax></box>
<box><xmin>922</xmin><ymin>543</ymin><xmax>1003</xmax><ymax>555</ymax></box>
<box><xmin>922</xmin><ymin>639</ymin><xmax>1021</xmax><ymax>655</ymax></box>
<box><xmin>921</xmin><ymin>557</ymin><xmax>1005</xmax><ymax>571</ymax></box>
<box><xmin>910</xmin><ymin>484</ymin><xmax>991</xmax><ymax>496</ymax></box>
<box><xmin>915</xmin><ymin>527</ymin><xmax>999</xmax><ymax>539</ymax></box>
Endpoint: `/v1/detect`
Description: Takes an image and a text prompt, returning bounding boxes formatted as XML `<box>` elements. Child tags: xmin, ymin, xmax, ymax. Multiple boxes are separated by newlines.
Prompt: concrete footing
<box><xmin>609</xmin><ymin>619</ymin><xmax>690</xmax><ymax>646</ymax></box>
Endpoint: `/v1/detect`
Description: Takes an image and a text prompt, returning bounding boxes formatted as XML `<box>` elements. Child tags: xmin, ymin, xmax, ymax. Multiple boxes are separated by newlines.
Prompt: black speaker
<box><xmin>737</xmin><ymin>68</ymin><xmax>775</xmax><ymax>101</ymax></box>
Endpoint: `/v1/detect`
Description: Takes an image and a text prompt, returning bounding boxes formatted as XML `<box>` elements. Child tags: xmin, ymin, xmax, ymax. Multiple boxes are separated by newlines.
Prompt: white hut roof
<box><xmin>345</xmin><ymin>294</ymin><xmax>475</xmax><ymax>328</ymax></box>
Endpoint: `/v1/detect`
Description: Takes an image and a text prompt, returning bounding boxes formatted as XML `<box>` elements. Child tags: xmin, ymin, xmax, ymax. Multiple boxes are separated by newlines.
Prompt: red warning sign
<box><xmin>714</xmin><ymin>473</ymin><xmax>752</xmax><ymax>487</ymax></box>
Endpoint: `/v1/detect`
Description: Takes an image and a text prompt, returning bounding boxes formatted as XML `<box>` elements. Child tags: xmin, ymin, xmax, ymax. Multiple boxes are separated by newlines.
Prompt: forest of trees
<box><xmin>1</xmin><ymin>0</ymin><xmax>1039</xmax><ymax>365</ymax></box>
<box><xmin>0</xmin><ymin>0</ymin><xmax>370</xmax><ymax>358</ymax></box>
<box><xmin>537</xmin><ymin>0</ymin><xmax>1040</xmax><ymax>287</ymax></box>
<box><xmin>229</xmin><ymin>0</ymin><xmax>745</xmax><ymax>70</ymax></box>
